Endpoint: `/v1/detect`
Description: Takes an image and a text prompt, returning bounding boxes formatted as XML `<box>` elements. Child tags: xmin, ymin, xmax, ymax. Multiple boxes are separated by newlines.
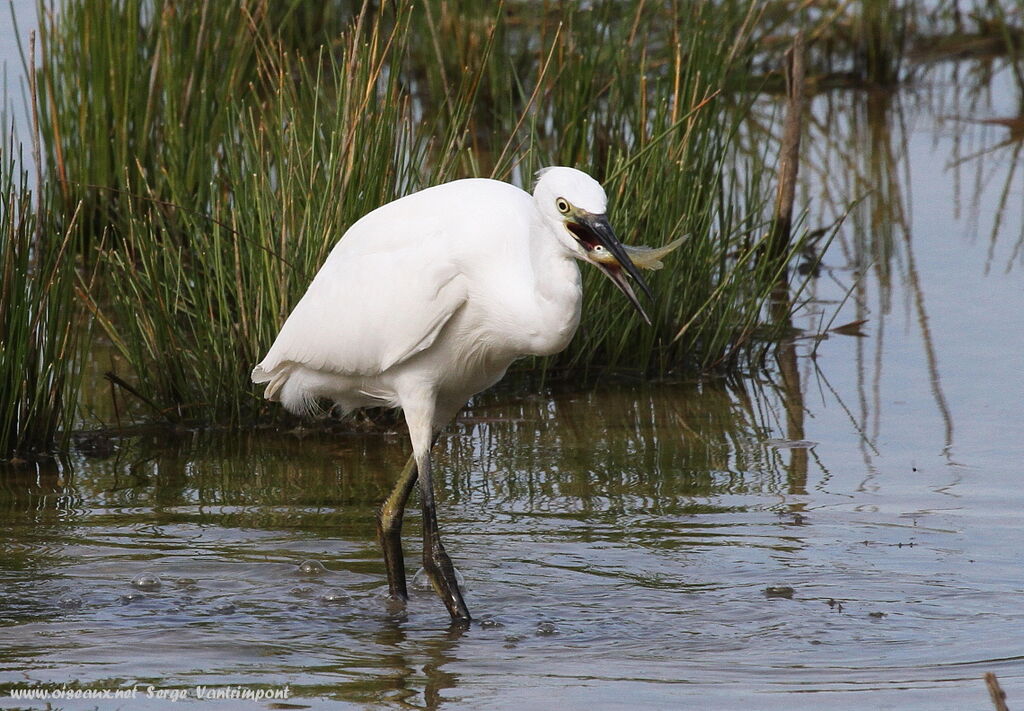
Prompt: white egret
<box><xmin>252</xmin><ymin>167</ymin><xmax>655</xmax><ymax>623</ymax></box>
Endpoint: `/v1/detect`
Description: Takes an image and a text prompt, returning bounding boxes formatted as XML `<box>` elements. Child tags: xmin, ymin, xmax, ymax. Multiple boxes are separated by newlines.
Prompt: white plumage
<box><xmin>252</xmin><ymin>166</ymin><xmax>652</xmax><ymax>623</ymax></box>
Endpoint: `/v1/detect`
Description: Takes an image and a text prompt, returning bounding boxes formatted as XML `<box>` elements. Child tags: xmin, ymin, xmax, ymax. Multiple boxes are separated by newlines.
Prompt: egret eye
<box><xmin>556</xmin><ymin>198</ymin><xmax>571</xmax><ymax>214</ymax></box>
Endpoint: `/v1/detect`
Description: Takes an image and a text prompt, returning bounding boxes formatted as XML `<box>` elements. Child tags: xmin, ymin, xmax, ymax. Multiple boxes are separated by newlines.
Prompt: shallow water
<box><xmin>2</xmin><ymin>355</ymin><xmax>1022</xmax><ymax>710</ymax></box>
<box><xmin>4</xmin><ymin>10</ymin><xmax>1024</xmax><ymax>711</ymax></box>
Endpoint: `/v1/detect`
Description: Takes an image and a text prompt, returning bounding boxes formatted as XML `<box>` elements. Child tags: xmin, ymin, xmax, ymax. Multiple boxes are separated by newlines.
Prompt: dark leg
<box><xmin>376</xmin><ymin>455</ymin><xmax>418</xmax><ymax>601</ymax></box>
<box><xmin>416</xmin><ymin>452</ymin><xmax>471</xmax><ymax>623</ymax></box>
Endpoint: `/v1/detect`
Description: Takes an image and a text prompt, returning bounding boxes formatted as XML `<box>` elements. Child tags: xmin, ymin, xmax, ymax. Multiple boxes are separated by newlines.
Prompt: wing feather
<box><xmin>253</xmin><ymin>233</ymin><xmax>465</xmax><ymax>383</ymax></box>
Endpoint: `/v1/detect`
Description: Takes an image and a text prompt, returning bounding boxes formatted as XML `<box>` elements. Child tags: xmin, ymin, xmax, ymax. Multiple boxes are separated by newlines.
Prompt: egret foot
<box><xmin>377</xmin><ymin>513</ymin><xmax>408</xmax><ymax>601</ymax></box>
<box><xmin>413</xmin><ymin>444</ymin><xmax>471</xmax><ymax>624</ymax></box>
<box><xmin>422</xmin><ymin>533</ymin><xmax>471</xmax><ymax>623</ymax></box>
<box><xmin>376</xmin><ymin>455</ymin><xmax>419</xmax><ymax>601</ymax></box>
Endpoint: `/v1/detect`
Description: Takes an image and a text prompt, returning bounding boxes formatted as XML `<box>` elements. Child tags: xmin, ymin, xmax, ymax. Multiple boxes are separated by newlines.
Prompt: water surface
<box><xmin>2</xmin><ymin>362</ymin><xmax>1021</xmax><ymax>709</ymax></box>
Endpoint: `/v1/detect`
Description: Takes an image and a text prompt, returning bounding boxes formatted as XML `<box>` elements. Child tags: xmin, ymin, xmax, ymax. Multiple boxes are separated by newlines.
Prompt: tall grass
<box><xmin>78</xmin><ymin>5</ymin><xmax>480</xmax><ymax>422</ymax></box>
<box><xmin>0</xmin><ymin>145</ymin><xmax>82</xmax><ymax>457</ymax></box>
<box><xmin>31</xmin><ymin>0</ymin><xmax>814</xmax><ymax>425</ymax></box>
<box><xmin>517</xmin><ymin>2</ymin><xmax>798</xmax><ymax>372</ymax></box>
<box><xmin>30</xmin><ymin>0</ymin><xmax>362</xmax><ymax>241</ymax></box>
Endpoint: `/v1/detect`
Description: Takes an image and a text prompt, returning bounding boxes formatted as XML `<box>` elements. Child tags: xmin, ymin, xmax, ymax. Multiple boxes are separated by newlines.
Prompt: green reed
<box><xmin>0</xmin><ymin>148</ymin><xmax>83</xmax><ymax>458</ymax></box>
<box><xmin>28</xmin><ymin>0</ymin><xmax>362</xmax><ymax>242</ymax></box>
<box><xmin>79</xmin><ymin>4</ymin><xmax>479</xmax><ymax>422</ymax></box>
<box><xmin>28</xmin><ymin>0</ymin><xmax>815</xmax><ymax>425</ymax></box>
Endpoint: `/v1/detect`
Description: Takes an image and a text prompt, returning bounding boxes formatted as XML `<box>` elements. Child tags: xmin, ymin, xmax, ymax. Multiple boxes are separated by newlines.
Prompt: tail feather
<box><xmin>253</xmin><ymin>362</ymin><xmax>319</xmax><ymax>417</ymax></box>
<box><xmin>251</xmin><ymin>363</ymin><xmax>287</xmax><ymax>402</ymax></box>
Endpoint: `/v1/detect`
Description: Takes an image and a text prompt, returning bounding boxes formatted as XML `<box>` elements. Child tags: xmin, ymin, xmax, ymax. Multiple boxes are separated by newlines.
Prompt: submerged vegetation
<box><xmin>2</xmin><ymin>0</ymin><xmax>1022</xmax><ymax>457</ymax></box>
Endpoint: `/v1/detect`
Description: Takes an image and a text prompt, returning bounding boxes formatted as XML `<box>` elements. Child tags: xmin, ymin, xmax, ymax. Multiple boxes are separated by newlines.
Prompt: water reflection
<box><xmin>782</xmin><ymin>68</ymin><xmax>1003</xmax><ymax>465</ymax></box>
<box><xmin>2</xmin><ymin>366</ymin><xmax>1022</xmax><ymax>707</ymax></box>
<box><xmin>798</xmin><ymin>58</ymin><xmax>1021</xmax><ymax>464</ymax></box>
<box><xmin>0</xmin><ymin>380</ymin><xmax>811</xmax><ymax>705</ymax></box>
<box><xmin>447</xmin><ymin>379</ymin><xmax>794</xmax><ymax>509</ymax></box>
<box><xmin>5</xmin><ymin>376</ymin><xmax>804</xmax><ymax>521</ymax></box>
<box><xmin>366</xmin><ymin>619</ymin><xmax>463</xmax><ymax>709</ymax></box>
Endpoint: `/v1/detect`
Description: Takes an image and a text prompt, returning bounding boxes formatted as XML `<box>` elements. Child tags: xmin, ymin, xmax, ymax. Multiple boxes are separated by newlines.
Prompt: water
<box><xmin>2</xmin><ymin>365</ymin><xmax>1021</xmax><ymax>709</ymax></box>
<box><xmin>3</xmin><ymin>10</ymin><xmax>1024</xmax><ymax>711</ymax></box>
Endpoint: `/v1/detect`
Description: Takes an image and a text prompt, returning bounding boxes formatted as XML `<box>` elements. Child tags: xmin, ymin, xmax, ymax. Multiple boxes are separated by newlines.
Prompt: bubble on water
<box><xmin>211</xmin><ymin>600</ymin><xmax>237</xmax><ymax>615</ymax></box>
<box><xmin>319</xmin><ymin>591</ymin><xmax>348</xmax><ymax>605</ymax></box>
<box><xmin>57</xmin><ymin>596</ymin><xmax>83</xmax><ymax>610</ymax></box>
<box><xmin>298</xmin><ymin>560</ymin><xmax>327</xmax><ymax>577</ymax></box>
<box><xmin>503</xmin><ymin>634</ymin><xmax>524</xmax><ymax>649</ymax></box>
<box><xmin>478</xmin><ymin>616</ymin><xmax>504</xmax><ymax>629</ymax></box>
<box><xmin>535</xmin><ymin>621</ymin><xmax>559</xmax><ymax>636</ymax></box>
<box><xmin>120</xmin><ymin>592</ymin><xmax>146</xmax><ymax>604</ymax></box>
<box><xmin>410</xmin><ymin>568</ymin><xmax>431</xmax><ymax>591</ymax></box>
<box><xmin>131</xmin><ymin>573</ymin><xmax>162</xmax><ymax>591</ymax></box>
<box><xmin>765</xmin><ymin>585</ymin><xmax>794</xmax><ymax>599</ymax></box>
<box><xmin>174</xmin><ymin>577</ymin><xmax>198</xmax><ymax>589</ymax></box>
<box><xmin>411</xmin><ymin>566</ymin><xmax>465</xmax><ymax>592</ymax></box>
<box><xmin>290</xmin><ymin>585</ymin><xmax>316</xmax><ymax>598</ymax></box>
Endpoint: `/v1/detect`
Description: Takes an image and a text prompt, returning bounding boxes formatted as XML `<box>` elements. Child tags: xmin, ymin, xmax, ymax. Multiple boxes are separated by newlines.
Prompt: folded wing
<box><xmin>252</xmin><ymin>236</ymin><xmax>466</xmax><ymax>394</ymax></box>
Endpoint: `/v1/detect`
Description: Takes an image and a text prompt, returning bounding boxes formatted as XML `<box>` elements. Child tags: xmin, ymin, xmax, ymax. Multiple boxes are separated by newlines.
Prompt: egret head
<box><xmin>534</xmin><ymin>167</ymin><xmax>653</xmax><ymax>325</ymax></box>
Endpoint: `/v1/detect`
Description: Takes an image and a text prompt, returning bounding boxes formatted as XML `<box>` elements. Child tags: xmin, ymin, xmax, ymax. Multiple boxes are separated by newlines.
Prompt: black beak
<box><xmin>568</xmin><ymin>213</ymin><xmax>653</xmax><ymax>326</ymax></box>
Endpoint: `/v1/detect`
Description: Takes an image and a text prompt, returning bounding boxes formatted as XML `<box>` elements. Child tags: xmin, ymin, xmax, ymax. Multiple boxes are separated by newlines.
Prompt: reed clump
<box><xmin>0</xmin><ymin>150</ymin><xmax>83</xmax><ymax>458</ymax></box>
<box><xmin>18</xmin><ymin>0</ymin><xmax>820</xmax><ymax>432</ymax></box>
<box><xmin>29</xmin><ymin>0</ymin><xmax>362</xmax><ymax>243</ymax></box>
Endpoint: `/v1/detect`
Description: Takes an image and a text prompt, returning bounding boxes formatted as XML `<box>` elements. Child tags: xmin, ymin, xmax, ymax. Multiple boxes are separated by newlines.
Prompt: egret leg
<box><xmin>416</xmin><ymin>450</ymin><xmax>471</xmax><ymax>624</ymax></box>
<box><xmin>376</xmin><ymin>454</ymin><xmax>418</xmax><ymax>601</ymax></box>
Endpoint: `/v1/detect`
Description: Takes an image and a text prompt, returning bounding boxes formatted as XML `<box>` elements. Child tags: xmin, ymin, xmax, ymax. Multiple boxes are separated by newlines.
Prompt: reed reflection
<box><xmin>441</xmin><ymin>378</ymin><xmax>799</xmax><ymax>516</ymax></box>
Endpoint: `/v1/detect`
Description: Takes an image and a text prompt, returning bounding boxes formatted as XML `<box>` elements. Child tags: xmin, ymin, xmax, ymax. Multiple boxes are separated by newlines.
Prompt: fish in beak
<box><xmin>566</xmin><ymin>212</ymin><xmax>654</xmax><ymax>325</ymax></box>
